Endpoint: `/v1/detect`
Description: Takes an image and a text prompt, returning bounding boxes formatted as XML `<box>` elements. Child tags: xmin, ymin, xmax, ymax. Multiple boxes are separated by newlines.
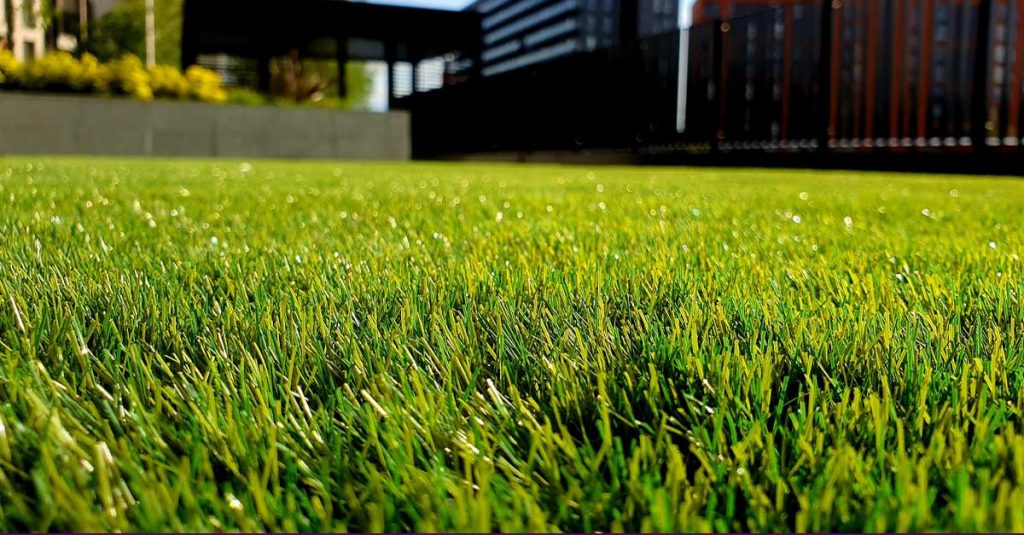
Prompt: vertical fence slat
<box><xmin>972</xmin><ymin>0</ymin><xmax>994</xmax><ymax>150</ymax></box>
<box><xmin>817</xmin><ymin>0</ymin><xmax>835</xmax><ymax>151</ymax></box>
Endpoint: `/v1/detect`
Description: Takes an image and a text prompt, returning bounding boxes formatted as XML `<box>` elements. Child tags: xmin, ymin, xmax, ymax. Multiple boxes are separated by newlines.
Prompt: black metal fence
<box><xmin>681</xmin><ymin>0</ymin><xmax>1024</xmax><ymax>155</ymax></box>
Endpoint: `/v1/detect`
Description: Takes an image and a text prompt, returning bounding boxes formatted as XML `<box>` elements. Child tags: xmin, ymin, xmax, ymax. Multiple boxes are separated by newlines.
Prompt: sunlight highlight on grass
<box><xmin>0</xmin><ymin>157</ymin><xmax>1022</xmax><ymax>531</ymax></box>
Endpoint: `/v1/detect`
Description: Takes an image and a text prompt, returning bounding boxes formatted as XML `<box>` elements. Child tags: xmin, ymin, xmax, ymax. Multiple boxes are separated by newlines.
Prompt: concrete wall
<box><xmin>0</xmin><ymin>92</ymin><xmax>411</xmax><ymax>160</ymax></box>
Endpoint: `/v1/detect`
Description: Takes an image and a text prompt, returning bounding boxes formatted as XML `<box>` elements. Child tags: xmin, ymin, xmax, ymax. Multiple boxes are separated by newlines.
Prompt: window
<box><xmin>22</xmin><ymin>40</ymin><xmax>36</xmax><ymax>60</ymax></box>
<box><xmin>416</xmin><ymin>58</ymin><xmax>445</xmax><ymax>92</ymax></box>
<box><xmin>21</xmin><ymin>0</ymin><xmax>35</xmax><ymax>27</ymax></box>
<box><xmin>484</xmin><ymin>0</ymin><xmax>547</xmax><ymax>30</ymax></box>
<box><xmin>485</xmin><ymin>0</ymin><xmax>579</xmax><ymax>45</ymax></box>
<box><xmin>482</xmin><ymin>39</ymin><xmax>522</xmax><ymax>62</ymax></box>
<box><xmin>391</xmin><ymin>62</ymin><xmax>414</xmax><ymax>97</ymax></box>
<box><xmin>482</xmin><ymin>39</ymin><xmax>578</xmax><ymax>76</ymax></box>
<box><xmin>524</xmin><ymin>18</ymin><xmax>577</xmax><ymax>47</ymax></box>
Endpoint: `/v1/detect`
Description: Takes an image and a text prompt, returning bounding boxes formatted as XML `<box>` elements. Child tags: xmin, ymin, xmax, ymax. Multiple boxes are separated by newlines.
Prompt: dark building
<box><xmin>180</xmin><ymin>0</ymin><xmax>482</xmax><ymax>102</ymax></box>
<box><xmin>686</xmin><ymin>0</ymin><xmax>826</xmax><ymax>146</ymax></box>
<box><xmin>468</xmin><ymin>0</ymin><xmax>679</xmax><ymax>76</ymax></box>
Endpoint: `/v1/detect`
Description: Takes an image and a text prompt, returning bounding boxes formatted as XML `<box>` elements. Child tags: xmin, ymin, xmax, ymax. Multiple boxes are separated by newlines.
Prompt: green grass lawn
<box><xmin>0</xmin><ymin>157</ymin><xmax>1022</xmax><ymax>532</ymax></box>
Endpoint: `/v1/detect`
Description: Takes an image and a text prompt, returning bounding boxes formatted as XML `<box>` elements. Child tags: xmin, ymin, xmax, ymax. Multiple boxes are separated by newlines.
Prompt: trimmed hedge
<box><xmin>0</xmin><ymin>50</ymin><xmax>227</xmax><ymax>103</ymax></box>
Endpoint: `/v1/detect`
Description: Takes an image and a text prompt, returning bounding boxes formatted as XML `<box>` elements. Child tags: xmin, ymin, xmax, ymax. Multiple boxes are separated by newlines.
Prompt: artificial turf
<box><xmin>0</xmin><ymin>157</ymin><xmax>1022</xmax><ymax>532</ymax></box>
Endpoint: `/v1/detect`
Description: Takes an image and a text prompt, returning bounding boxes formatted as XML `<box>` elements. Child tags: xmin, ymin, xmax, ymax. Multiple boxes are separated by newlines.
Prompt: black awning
<box><xmin>181</xmin><ymin>0</ymin><xmax>483</xmax><ymax>65</ymax></box>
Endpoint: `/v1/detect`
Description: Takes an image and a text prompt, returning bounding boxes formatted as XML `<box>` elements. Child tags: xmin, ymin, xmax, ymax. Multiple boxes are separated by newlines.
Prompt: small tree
<box><xmin>86</xmin><ymin>0</ymin><xmax>180</xmax><ymax>66</ymax></box>
<box><xmin>264</xmin><ymin>49</ymin><xmax>373</xmax><ymax>110</ymax></box>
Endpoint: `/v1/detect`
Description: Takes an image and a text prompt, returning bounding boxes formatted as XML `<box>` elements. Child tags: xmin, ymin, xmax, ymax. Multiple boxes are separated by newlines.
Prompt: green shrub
<box><xmin>0</xmin><ymin>52</ymin><xmax>230</xmax><ymax>105</ymax></box>
<box><xmin>79</xmin><ymin>54</ymin><xmax>114</xmax><ymax>93</ymax></box>
<box><xmin>107</xmin><ymin>55</ymin><xmax>153</xmax><ymax>101</ymax></box>
<box><xmin>148</xmin><ymin>64</ymin><xmax>190</xmax><ymax>100</ymax></box>
<box><xmin>185</xmin><ymin>65</ymin><xmax>227</xmax><ymax>103</ymax></box>
<box><xmin>3</xmin><ymin>52</ymin><xmax>112</xmax><ymax>93</ymax></box>
<box><xmin>0</xmin><ymin>49</ymin><xmax>24</xmax><ymax>87</ymax></box>
<box><xmin>226</xmin><ymin>87</ymin><xmax>269</xmax><ymax>106</ymax></box>
<box><xmin>20</xmin><ymin>52</ymin><xmax>83</xmax><ymax>91</ymax></box>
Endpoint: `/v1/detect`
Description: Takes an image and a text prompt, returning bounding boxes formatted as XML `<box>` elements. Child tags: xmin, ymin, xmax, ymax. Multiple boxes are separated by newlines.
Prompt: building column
<box><xmin>335</xmin><ymin>33</ymin><xmax>348</xmax><ymax>99</ymax></box>
<box><xmin>180</xmin><ymin>0</ymin><xmax>200</xmax><ymax>69</ymax></box>
<box><xmin>253</xmin><ymin>5</ymin><xmax>274</xmax><ymax>93</ymax></box>
<box><xmin>385</xmin><ymin>44</ymin><xmax>397</xmax><ymax>110</ymax></box>
<box><xmin>384</xmin><ymin>62</ymin><xmax>393</xmax><ymax>109</ymax></box>
<box><xmin>410</xmin><ymin>59</ymin><xmax>418</xmax><ymax>95</ymax></box>
<box><xmin>256</xmin><ymin>49</ymin><xmax>272</xmax><ymax>93</ymax></box>
<box><xmin>466</xmin><ymin>35</ymin><xmax>483</xmax><ymax>81</ymax></box>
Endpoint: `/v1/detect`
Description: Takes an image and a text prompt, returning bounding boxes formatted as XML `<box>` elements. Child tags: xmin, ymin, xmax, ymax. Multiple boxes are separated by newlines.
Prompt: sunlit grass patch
<box><xmin>0</xmin><ymin>157</ymin><xmax>1022</xmax><ymax>532</ymax></box>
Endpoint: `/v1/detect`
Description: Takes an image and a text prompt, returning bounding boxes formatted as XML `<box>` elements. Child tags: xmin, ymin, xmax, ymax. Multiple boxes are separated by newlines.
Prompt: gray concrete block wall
<box><xmin>0</xmin><ymin>92</ymin><xmax>411</xmax><ymax>160</ymax></box>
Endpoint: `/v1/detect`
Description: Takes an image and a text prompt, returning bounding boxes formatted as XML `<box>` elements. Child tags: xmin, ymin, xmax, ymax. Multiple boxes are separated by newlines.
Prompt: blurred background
<box><xmin>1</xmin><ymin>0</ymin><xmax>1022</xmax><ymax>172</ymax></box>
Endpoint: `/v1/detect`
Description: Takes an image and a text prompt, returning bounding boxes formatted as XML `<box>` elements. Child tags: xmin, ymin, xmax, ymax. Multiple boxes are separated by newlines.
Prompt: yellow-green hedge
<box><xmin>0</xmin><ymin>50</ymin><xmax>227</xmax><ymax>104</ymax></box>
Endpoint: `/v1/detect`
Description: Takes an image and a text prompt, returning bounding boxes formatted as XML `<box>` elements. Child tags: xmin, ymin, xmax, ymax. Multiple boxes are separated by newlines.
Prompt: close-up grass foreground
<box><xmin>0</xmin><ymin>157</ymin><xmax>1022</xmax><ymax>532</ymax></box>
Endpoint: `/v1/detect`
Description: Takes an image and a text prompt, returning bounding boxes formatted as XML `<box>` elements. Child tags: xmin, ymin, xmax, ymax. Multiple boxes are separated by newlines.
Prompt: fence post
<box><xmin>710</xmin><ymin>18</ymin><xmax>724</xmax><ymax>153</ymax></box>
<box><xmin>971</xmin><ymin>0</ymin><xmax>994</xmax><ymax>151</ymax></box>
<box><xmin>817</xmin><ymin>0</ymin><xmax>834</xmax><ymax>153</ymax></box>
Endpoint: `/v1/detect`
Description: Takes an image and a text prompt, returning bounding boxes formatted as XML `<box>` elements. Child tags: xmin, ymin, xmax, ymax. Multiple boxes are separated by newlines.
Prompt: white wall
<box><xmin>4</xmin><ymin>0</ymin><xmax>46</xmax><ymax>61</ymax></box>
